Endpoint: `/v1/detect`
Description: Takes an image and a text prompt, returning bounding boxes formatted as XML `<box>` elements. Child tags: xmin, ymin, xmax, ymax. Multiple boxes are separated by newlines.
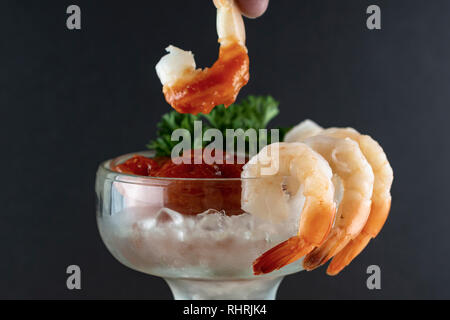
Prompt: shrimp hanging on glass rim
<box><xmin>248</xmin><ymin>137</ymin><xmax>376</xmax><ymax>275</ymax></box>
<box><xmin>155</xmin><ymin>0</ymin><xmax>250</xmax><ymax>115</ymax></box>
<box><xmin>298</xmin><ymin>135</ymin><xmax>374</xmax><ymax>271</ymax></box>
<box><xmin>241</xmin><ymin>142</ymin><xmax>337</xmax><ymax>275</ymax></box>
<box><xmin>285</xmin><ymin>120</ymin><xmax>394</xmax><ymax>275</ymax></box>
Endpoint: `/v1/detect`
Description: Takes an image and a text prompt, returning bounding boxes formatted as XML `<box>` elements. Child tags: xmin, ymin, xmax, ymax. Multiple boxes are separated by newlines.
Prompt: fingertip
<box><xmin>236</xmin><ymin>0</ymin><xmax>269</xmax><ymax>18</ymax></box>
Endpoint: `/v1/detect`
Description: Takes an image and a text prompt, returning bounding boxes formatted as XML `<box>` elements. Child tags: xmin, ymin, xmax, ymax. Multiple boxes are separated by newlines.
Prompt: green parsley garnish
<box><xmin>147</xmin><ymin>95</ymin><xmax>291</xmax><ymax>157</ymax></box>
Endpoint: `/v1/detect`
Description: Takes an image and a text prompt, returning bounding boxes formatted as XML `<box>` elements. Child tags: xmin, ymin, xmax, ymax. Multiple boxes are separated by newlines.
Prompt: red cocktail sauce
<box><xmin>112</xmin><ymin>151</ymin><xmax>247</xmax><ymax>215</ymax></box>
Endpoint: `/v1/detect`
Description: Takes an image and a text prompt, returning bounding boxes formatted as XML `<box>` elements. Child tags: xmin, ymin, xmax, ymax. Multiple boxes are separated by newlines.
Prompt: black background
<box><xmin>2</xmin><ymin>0</ymin><xmax>450</xmax><ymax>299</ymax></box>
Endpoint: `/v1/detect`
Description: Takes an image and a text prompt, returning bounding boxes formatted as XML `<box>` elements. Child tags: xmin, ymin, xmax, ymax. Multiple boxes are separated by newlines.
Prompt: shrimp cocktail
<box><xmin>95</xmin><ymin>0</ymin><xmax>394</xmax><ymax>300</ymax></box>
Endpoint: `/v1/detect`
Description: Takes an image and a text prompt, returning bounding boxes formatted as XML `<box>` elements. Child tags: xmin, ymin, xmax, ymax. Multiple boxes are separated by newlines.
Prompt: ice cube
<box><xmin>197</xmin><ymin>210</ymin><xmax>228</xmax><ymax>232</ymax></box>
<box><xmin>155</xmin><ymin>208</ymin><xmax>184</xmax><ymax>226</ymax></box>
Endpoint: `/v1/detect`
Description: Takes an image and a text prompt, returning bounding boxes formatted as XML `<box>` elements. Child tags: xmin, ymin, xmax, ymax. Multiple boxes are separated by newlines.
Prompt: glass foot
<box><xmin>165</xmin><ymin>277</ymin><xmax>283</xmax><ymax>300</ymax></box>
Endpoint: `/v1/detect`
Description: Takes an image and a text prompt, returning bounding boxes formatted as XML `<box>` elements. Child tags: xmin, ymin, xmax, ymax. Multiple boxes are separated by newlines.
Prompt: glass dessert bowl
<box><xmin>96</xmin><ymin>151</ymin><xmax>303</xmax><ymax>300</ymax></box>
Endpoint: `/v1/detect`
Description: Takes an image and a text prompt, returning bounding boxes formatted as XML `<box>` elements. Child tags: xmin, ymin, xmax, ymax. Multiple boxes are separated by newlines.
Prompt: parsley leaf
<box><xmin>147</xmin><ymin>95</ymin><xmax>291</xmax><ymax>157</ymax></box>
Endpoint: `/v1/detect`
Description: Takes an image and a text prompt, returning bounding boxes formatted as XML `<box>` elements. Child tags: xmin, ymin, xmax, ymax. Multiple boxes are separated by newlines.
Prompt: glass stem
<box><xmin>164</xmin><ymin>277</ymin><xmax>284</xmax><ymax>300</ymax></box>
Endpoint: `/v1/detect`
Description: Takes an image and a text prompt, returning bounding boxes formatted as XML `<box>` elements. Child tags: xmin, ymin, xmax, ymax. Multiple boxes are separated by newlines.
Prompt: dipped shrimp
<box><xmin>241</xmin><ymin>143</ymin><xmax>336</xmax><ymax>275</ymax></box>
<box><xmin>155</xmin><ymin>0</ymin><xmax>249</xmax><ymax>114</ymax></box>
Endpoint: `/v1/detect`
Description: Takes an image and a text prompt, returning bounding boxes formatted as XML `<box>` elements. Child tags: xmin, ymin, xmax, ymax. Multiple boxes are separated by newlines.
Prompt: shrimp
<box><xmin>284</xmin><ymin>119</ymin><xmax>323</xmax><ymax>143</ymax></box>
<box><xmin>322</xmin><ymin>129</ymin><xmax>393</xmax><ymax>275</ymax></box>
<box><xmin>155</xmin><ymin>0</ymin><xmax>249</xmax><ymax>115</ymax></box>
<box><xmin>300</xmin><ymin>135</ymin><xmax>374</xmax><ymax>271</ymax></box>
<box><xmin>285</xmin><ymin>120</ymin><xmax>393</xmax><ymax>275</ymax></box>
<box><xmin>241</xmin><ymin>143</ymin><xmax>336</xmax><ymax>275</ymax></box>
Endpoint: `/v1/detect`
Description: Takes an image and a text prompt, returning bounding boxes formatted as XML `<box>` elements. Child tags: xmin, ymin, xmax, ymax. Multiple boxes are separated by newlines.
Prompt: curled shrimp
<box><xmin>321</xmin><ymin>128</ymin><xmax>393</xmax><ymax>275</ymax></box>
<box><xmin>241</xmin><ymin>142</ymin><xmax>336</xmax><ymax>275</ymax></box>
<box><xmin>300</xmin><ymin>135</ymin><xmax>374</xmax><ymax>271</ymax></box>
<box><xmin>286</xmin><ymin>120</ymin><xmax>394</xmax><ymax>275</ymax></box>
<box><xmin>155</xmin><ymin>0</ymin><xmax>249</xmax><ymax>114</ymax></box>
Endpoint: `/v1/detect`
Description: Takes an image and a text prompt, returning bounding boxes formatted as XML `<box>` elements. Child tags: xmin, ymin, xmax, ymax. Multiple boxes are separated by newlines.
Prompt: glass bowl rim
<box><xmin>98</xmin><ymin>150</ymin><xmax>269</xmax><ymax>183</ymax></box>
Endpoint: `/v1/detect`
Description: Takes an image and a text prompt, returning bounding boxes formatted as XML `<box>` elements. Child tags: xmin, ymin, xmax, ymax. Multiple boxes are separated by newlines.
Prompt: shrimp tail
<box><xmin>326</xmin><ymin>199</ymin><xmax>392</xmax><ymax>275</ymax></box>
<box><xmin>303</xmin><ymin>229</ymin><xmax>352</xmax><ymax>270</ymax></box>
<box><xmin>326</xmin><ymin>232</ymin><xmax>372</xmax><ymax>275</ymax></box>
<box><xmin>253</xmin><ymin>236</ymin><xmax>315</xmax><ymax>275</ymax></box>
